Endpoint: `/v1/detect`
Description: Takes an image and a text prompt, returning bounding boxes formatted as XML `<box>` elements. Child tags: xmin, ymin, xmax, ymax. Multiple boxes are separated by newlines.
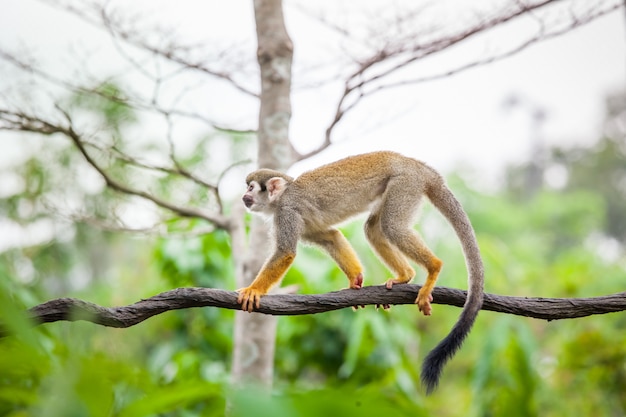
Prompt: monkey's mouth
<box><xmin>242</xmin><ymin>195</ymin><xmax>254</xmax><ymax>208</ymax></box>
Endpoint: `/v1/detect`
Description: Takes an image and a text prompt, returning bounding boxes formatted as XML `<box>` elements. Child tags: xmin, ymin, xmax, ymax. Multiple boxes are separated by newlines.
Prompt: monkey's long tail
<box><xmin>422</xmin><ymin>182</ymin><xmax>485</xmax><ymax>394</ymax></box>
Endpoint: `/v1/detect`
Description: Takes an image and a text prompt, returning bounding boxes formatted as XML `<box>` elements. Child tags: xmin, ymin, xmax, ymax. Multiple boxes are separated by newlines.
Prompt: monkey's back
<box><xmin>292</xmin><ymin>151</ymin><xmax>437</xmax><ymax>228</ymax></box>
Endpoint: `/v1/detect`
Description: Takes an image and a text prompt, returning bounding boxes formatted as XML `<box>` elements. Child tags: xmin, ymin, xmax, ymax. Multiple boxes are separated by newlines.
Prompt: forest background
<box><xmin>0</xmin><ymin>1</ymin><xmax>625</xmax><ymax>416</ymax></box>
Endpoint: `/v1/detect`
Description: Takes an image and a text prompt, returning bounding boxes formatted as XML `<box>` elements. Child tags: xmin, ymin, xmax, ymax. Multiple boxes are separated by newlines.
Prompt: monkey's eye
<box><xmin>247</xmin><ymin>184</ymin><xmax>254</xmax><ymax>192</ymax></box>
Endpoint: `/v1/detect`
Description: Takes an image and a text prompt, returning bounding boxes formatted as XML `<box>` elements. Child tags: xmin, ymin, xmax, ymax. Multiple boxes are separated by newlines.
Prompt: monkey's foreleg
<box><xmin>237</xmin><ymin>251</ymin><xmax>295</xmax><ymax>312</ymax></box>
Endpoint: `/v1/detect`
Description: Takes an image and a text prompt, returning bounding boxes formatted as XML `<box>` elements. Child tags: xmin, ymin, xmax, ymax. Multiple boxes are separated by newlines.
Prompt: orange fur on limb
<box><xmin>238</xmin><ymin>252</ymin><xmax>295</xmax><ymax>312</ymax></box>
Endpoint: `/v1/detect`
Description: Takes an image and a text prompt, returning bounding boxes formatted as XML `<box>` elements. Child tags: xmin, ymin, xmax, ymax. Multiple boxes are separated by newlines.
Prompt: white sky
<box><xmin>0</xmin><ymin>0</ymin><xmax>625</xmax><ymax>179</ymax></box>
<box><xmin>0</xmin><ymin>0</ymin><xmax>624</xmax><ymax>253</ymax></box>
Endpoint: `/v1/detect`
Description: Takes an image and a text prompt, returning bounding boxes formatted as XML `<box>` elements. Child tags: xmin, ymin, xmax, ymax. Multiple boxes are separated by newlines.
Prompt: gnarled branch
<box><xmin>305</xmin><ymin>0</ymin><xmax>623</xmax><ymax>160</ymax></box>
<box><xmin>11</xmin><ymin>286</ymin><xmax>626</xmax><ymax>336</ymax></box>
<box><xmin>0</xmin><ymin>107</ymin><xmax>232</xmax><ymax>230</ymax></box>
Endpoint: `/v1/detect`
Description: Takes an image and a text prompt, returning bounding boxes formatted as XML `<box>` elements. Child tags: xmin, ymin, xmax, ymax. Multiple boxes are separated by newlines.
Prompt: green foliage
<box><xmin>472</xmin><ymin>317</ymin><xmax>539</xmax><ymax>417</ymax></box>
<box><xmin>3</xmin><ymin>159</ymin><xmax>625</xmax><ymax>416</ymax></box>
<box><xmin>230</xmin><ymin>384</ymin><xmax>426</xmax><ymax>417</ymax></box>
<box><xmin>507</xmin><ymin>93</ymin><xmax>626</xmax><ymax>244</ymax></box>
<box><xmin>2</xmin><ymin>90</ymin><xmax>626</xmax><ymax>416</ymax></box>
<box><xmin>68</xmin><ymin>83</ymin><xmax>138</xmax><ymax>131</ymax></box>
<box><xmin>3</xmin><ymin>159</ymin><xmax>625</xmax><ymax>417</ymax></box>
<box><xmin>155</xmin><ymin>225</ymin><xmax>234</xmax><ymax>289</ymax></box>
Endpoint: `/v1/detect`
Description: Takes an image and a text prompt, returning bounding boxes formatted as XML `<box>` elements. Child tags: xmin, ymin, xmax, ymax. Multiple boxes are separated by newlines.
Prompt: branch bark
<box><xmin>11</xmin><ymin>286</ymin><xmax>625</xmax><ymax>337</ymax></box>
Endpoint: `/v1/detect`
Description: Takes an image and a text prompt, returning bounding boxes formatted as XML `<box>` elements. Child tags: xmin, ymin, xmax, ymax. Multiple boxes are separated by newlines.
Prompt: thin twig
<box><xmin>52</xmin><ymin>0</ymin><xmax>259</xmax><ymax>97</ymax></box>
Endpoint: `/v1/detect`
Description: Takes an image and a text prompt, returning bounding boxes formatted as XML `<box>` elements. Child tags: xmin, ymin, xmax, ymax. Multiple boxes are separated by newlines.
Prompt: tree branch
<box><xmin>10</xmin><ymin>286</ymin><xmax>625</xmax><ymax>336</ymax></box>
<box><xmin>0</xmin><ymin>48</ymin><xmax>253</xmax><ymax>133</ymax></box>
<box><xmin>0</xmin><ymin>107</ymin><xmax>233</xmax><ymax>230</ymax></box>
<box><xmin>47</xmin><ymin>0</ymin><xmax>259</xmax><ymax>98</ymax></box>
<box><xmin>313</xmin><ymin>0</ymin><xmax>623</xmax><ymax>155</ymax></box>
<box><xmin>347</xmin><ymin>2</ymin><xmax>622</xmax><ymax>101</ymax></box>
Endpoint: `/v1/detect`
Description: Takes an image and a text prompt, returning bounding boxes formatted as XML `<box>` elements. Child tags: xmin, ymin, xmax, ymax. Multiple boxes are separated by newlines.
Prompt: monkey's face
<box><xmin>242</xmin><ymin>180</ymin><xmax>269</xmax><ymax>213</ymax></box>
<box><xmin>243</xmin><ymin>174</ymin><xmax>289</xmax><ymax>215</ymax></box>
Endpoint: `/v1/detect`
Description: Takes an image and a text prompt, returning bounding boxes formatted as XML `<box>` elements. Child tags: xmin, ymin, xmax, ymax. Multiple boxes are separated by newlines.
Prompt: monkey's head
<box><xmin>243</xmin><ymin>169</ymin><xmax>294</xmax><ymax>214</ymax></box>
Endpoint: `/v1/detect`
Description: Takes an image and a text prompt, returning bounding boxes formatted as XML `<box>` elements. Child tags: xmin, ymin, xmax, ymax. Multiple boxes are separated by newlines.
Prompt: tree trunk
<box><xmin>231</xmin><ymin>0</ymin><xmax>293</xmax><ymax>387</ymax></box>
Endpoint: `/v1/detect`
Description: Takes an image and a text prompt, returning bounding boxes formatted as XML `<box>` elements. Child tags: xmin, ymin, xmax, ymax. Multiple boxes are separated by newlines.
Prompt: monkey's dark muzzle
<box><xmin>242</xmin><ymin>195</ymin><xmax>254</xmax><ymax>208</ymax></box>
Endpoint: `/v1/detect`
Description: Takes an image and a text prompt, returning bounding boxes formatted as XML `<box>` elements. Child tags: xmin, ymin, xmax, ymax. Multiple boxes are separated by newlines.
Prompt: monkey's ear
<box><xmin>266</xmin><ymin>177</ymin><xmax>288</xmax><ymax>202</ymax></box>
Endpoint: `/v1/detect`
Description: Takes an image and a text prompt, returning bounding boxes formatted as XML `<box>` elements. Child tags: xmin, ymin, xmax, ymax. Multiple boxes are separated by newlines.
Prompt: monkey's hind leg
<box><xmin>377</xmin><ymin>184</ymin><xmax>443</xmax><ymax>316</ymax></box>
<box><xmin>407</xmin><ymin>240</ymin><xmax>442</xmax><ymax>316</ymax></box>
<box><xmin>390</xmin><ymin>231</ymin><xmax>442</xmax><ymax>316</ymax></box>
<box><xmin>364</xmin><ymin>213</ymin><xmax>416</xmax><ymax>289</ymax></box>
<box><xmin>305</xmin><ymin>229</ymin><xmax>364</xmax><ymax>289</ymax></box>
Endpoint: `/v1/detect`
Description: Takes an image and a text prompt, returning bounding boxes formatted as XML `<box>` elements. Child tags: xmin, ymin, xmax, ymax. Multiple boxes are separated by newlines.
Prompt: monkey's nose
<box><xmin>242</xmin><ymin>195</ymin><xmax>253</xmax><ymax>208</ymax></box>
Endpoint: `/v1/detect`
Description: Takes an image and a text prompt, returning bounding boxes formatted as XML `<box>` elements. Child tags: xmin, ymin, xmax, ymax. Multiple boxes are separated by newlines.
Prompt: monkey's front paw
<box><xmin>237</xmin><ymin>286</ymin><xmax>265</xmax><ymax>312</ymax></box>
<box><xmin>416</xmin><ymin>290</ymin><xmax>434</xmax><ymax>316</ymax></box>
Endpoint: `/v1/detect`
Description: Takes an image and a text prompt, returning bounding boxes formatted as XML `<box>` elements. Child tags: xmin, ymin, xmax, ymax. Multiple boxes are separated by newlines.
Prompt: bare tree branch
<box><xmin>357</xmin><ymin>4</ymin><xmax>621</xmax><ymax>97</ymax></box>
<box><xmin>355</xmin><ymin>2</ymin><xmax>622</xmax><ymax>98</ymax></box>
<box><xmin>0</xmin><ymin>48</ymin><xmax>253</xmax><ymax>133</ymax></box>
<box><xmin>7</xmin><ymin>286</ymin><xmax>624</xmax><ymax>337</ymax></box>
<box><xmin>42</xmin><ymin>0</ymin><xmax>259</xmax><ymax>98</ymax></box>
<box><xmin>304</xmin><ymin>0</ymin><xmax>624</xmax><ymax>160</ymax></box>
<box><xmin>0</xmin><ymin>107</ymin><xmax>232</xmax><ymax>230</ymax></box>
<box><xmin>4</xmin><ymin>2</ymin><xmax>620</xmax><ymax>163</ymax></box>
<box><xmin>101</xmin><ymin>141</ymin><xmax>226</xmax><ymax>214</ymax></box>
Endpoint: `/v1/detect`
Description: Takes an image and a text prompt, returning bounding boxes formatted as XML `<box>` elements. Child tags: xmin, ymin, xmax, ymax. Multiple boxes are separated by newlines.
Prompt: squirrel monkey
<box><xmin>238</xmin><ymin>151</ymin><xmax>484</xmax><ymax>393</ymax></box>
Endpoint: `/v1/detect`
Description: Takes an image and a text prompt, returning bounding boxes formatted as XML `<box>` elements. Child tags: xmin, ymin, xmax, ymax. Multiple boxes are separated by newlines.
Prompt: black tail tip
<box><xmin>420</xmin><ymin>366</ymin><xmax>440</xmax><ymax>395</ymax></box>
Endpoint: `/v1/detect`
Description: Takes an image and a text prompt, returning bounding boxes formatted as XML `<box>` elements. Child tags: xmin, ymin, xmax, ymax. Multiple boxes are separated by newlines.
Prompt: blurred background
<box><xmin>0</xmin><ymin>0</ymin><xmax>625</xmax><ymax>416</ymax></box>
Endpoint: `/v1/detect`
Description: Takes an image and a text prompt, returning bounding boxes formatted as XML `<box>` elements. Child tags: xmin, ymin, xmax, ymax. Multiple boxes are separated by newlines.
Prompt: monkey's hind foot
<box><xmin>349</xmin><ymin>273</ymin><xmax>364</xmax><ymax>289</ymax></box>
<box><xmin>384</xmin><ymin>276</ymin><xmax>413</xmax><ymax>290</ymax></box>
<box><xmin>416</xmin><ymin>289</ymin><xmax>434</xmax><ymax>316</ymax></box>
